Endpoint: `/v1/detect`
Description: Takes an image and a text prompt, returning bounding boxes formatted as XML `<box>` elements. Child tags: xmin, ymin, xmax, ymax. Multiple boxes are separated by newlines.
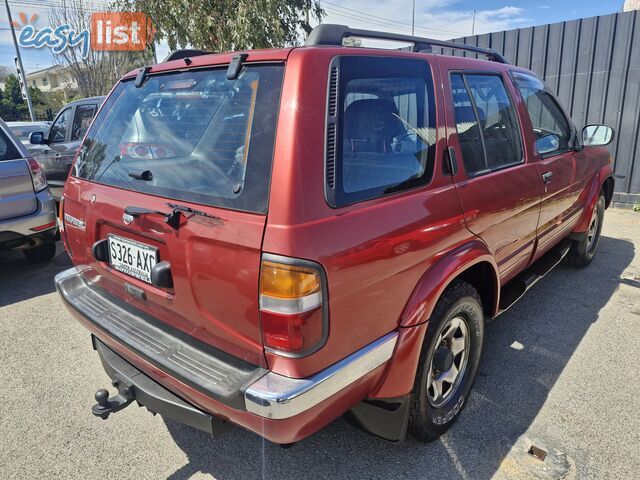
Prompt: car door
<box><xmin>510</xmin><ymin>72</ymin><xmax>589</xmax><ymax>259</ymax></box>
<box><xmin>440</xmin><ymin>60</ymin><xmax>543</xmax><ymax>284</ymax></box>
<box><xmin>38</xmin><ymin>106</ymin><xmax>74</xmax><ymax>198</ymax></box>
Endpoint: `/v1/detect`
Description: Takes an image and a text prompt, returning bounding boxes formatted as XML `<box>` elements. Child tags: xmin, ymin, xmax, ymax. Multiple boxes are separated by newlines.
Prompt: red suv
<box><xmin>55</xmin><ymin>25</ymin><xmax>615</xmax><ymax>445</ymax></box>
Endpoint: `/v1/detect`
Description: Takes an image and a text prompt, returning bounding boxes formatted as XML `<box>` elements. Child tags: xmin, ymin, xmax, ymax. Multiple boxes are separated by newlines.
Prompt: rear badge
<box><xmin>122</xmin><ymin>213</ymin><xmax>134</xmax><ymax>225</ymax></box>
<box><xmin>63</xmin><ymin>213</ymin><xmax>86</xmax><ymax>231</ymax></box>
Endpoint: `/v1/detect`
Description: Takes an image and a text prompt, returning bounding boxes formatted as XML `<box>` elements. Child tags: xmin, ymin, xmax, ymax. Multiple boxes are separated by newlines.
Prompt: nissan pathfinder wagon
<box><xmin>55</xmin><ymin>25</ymin><xmax>615</xmax><ymax>445</ymax></box>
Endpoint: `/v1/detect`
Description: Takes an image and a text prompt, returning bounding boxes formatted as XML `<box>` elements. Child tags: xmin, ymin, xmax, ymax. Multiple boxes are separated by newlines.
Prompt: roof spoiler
<box><xmin>163</xmin><ymin>49</ymin><xmax>213</xmax><ymax>63</ymax></box>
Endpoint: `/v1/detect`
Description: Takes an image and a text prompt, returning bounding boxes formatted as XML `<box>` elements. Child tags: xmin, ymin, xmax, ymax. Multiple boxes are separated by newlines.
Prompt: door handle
<box><xmin>542</xmin><ymin>171</ymin><xmax>553</xmax><ymax>184</ymax></box>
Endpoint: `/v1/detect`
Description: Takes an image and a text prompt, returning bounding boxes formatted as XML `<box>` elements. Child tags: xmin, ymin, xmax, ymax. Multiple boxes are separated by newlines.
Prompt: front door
<box><xmin>510</xmin><ymin>72</ymin><xmax>589</xmax><ymax>259</ymax></box>
<box><xmin>37</xmin><ymin>106</ymin><xmax>74</xmax><ymax>198</ymax></box>
<box><xmin>440</xmin><ymin>60</ymin><xmax>542</xmax><ymax>284</ymax></box>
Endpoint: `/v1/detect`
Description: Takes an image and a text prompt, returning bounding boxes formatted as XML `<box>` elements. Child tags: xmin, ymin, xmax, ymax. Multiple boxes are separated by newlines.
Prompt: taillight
<box><xmin>259</xmin><ymin>255</ymin><xmax>327</xmax><ymax>355</ymax></box>
<box><xmin>58</xmin><ymin>196</ymin><xmax>71</xmax><ymax>256</ymax></box>
<box><xmin>27</xmin><ymin>158</ymin><xmax>47</xmax><ymax>192</ymax></box>
<box><xmin>58</xmin><ymin>196</ymin><xmax>65</xmax><ymax>232</ymax></box>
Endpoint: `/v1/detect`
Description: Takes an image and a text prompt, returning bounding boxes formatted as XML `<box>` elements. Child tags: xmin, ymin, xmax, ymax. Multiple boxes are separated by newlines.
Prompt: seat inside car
<box><xmin>342</xmin><ymin>98</ymin><xmax>422</xmax><ymax>192</ymax></box>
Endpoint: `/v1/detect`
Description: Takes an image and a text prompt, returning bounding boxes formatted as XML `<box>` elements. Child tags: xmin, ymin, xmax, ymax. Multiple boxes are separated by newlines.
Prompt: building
<box><xmin>444</xmin><ymin>9</ymin><xmax>640</xmax><ymax>207</ymax></box>
<box><xmin>26</xmin><ymin>65</ymin><xmax>78</xmax><ymax>100</ymax></box>
<box><xmin>624</xmin><ymin>0</ymin><xmax>640</xmax><ymax>12</ymax></box>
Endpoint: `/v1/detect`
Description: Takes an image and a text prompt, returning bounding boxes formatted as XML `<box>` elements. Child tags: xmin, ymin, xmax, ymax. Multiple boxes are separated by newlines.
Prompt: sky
<box><xmin>0</xmin><ymin>0</ymin><xmax>627</xmax><ymax>75</ymax></box>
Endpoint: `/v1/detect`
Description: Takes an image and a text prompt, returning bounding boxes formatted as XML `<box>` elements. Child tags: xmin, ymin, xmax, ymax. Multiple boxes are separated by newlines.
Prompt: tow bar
<box><xmin>91</xmin><ymin>380</ymin><xmax>134</xmax><ymax>419</ymax></box>
<box><xmin>88</xmin><ymin>338</ymin><xmax>230</xmax><ymax>436</ymax></box>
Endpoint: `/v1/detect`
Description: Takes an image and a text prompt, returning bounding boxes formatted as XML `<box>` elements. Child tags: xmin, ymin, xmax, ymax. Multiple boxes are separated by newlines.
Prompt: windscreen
<box><xmin>74</xmin><ymin>64</ymin><xmax>283</xmax><ymax>213</ymax></box>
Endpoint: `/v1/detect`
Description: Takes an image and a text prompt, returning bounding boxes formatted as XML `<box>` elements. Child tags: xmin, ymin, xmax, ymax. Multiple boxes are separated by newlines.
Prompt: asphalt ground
<box><xmin>1</xmin><ymin>208</ymin><xmax>639</xmax><ymax>479</ymax></box>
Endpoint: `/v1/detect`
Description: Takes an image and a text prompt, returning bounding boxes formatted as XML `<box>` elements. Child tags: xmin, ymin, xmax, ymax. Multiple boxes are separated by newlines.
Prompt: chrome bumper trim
<box><xmin>244</xmin><ymin>332</ymin><xmax>398</xmax><ymax>419</ymax></box>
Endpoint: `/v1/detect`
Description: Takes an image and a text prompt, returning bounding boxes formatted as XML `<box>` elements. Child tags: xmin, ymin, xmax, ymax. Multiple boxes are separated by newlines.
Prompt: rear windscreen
<box><xmin>74</xmin><ymin>64</ymin><xmax>283</xmax><ymax>213</ymax></box>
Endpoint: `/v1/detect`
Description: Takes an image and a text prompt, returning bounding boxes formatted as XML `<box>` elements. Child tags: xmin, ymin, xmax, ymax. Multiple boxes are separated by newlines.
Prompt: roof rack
<box><xmin>305</xmin><ymin>24</ymin><xmax>508</xmax><ymax>64</ymax></box>
<box><xmin>163</xmin><ymin>49</ymin><xmax>213</xmax><ymax>63</ymax></box>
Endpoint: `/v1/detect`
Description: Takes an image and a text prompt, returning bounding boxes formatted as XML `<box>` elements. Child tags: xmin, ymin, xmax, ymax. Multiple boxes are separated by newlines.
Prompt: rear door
<box><xmin>62</xmin><ymin>63</ymin><xmax>284</xmax><ymax>365</ymax></box>
<box><xmin>0</xmin><ymin>126</ymin><xmax>36</xmax><ymax>221</ymax></box>
<box><xmin>440</xmin><ymin>60</ymin><xmax>542</xmax><ymax>283</ymax></box>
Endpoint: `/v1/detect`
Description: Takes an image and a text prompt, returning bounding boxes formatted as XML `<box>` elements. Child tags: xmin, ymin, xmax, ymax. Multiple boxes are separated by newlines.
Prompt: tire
<box><xmin>23</xmin><ymin>242</ymin><xmax>56</xmax><ymax>263</ymax></box>
<box><xmin>407</xmin><ymin>280</ymin><xmax>484</xmax><ymax>442</ymax></box>
<box><xmin>566</xmin><ymin>193</ymin><xmax>605</xmax><ymax>268</ymax></box>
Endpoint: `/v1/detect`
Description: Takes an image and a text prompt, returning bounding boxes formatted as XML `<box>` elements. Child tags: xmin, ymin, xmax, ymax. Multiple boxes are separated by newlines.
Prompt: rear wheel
<box><xmin>23</xmin><ymin>242</ymin><xmax>56</xmax><ymax>263</ymax></box>
<box><xmin>566</xmin><ymin>193</ymin><xmax>605</xmax><ymax>268</ymax></box>
<box><xmin>407</xmin><ymin>280</ymin><xmax>484</xmax><ymax>442</ymax></box>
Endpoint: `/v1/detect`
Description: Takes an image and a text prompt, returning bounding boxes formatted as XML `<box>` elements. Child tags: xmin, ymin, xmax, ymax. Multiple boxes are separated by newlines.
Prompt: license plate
<box><xmin>107</xmin><ymin>234</ymin><xmax>158</xmax><ymax>284</ymax></box>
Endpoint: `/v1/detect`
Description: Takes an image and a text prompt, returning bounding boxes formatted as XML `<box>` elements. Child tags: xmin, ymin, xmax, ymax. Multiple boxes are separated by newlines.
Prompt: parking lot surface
<box><xmin>1</xmin><ymin>208</ymin><xmax>639</xmax><ymax>479</ymax></box>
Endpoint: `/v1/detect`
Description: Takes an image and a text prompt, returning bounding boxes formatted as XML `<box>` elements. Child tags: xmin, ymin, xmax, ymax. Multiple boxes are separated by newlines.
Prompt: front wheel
<box><xmin>566</xmin><ymin>193</ymin><xmax>605</xmax><ymax>268</ymax></box>
<box><xmin>407</xmin><ymin>280</ymin><xmax>484</xmax><ymax>442</ymax></box>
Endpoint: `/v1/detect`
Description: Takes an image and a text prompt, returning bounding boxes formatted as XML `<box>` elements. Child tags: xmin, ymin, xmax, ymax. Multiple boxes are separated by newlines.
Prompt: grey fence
<box><xmin>439</xmin><ymin>10</ymin><xmax>640</xmax><ymax>201</ymax></box>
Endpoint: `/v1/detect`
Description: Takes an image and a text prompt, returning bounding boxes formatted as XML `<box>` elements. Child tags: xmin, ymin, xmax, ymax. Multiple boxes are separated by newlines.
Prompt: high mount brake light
<box><xmin>259</xmin><ymin>256</ymin><xmax>327</xmax><ymax>355</ymax></box>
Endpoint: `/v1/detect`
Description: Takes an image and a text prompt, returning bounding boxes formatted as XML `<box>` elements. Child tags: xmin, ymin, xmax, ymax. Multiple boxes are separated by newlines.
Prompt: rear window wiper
<box><xmin>166</xmin><ymin>203</ymin><xmax>223</xmax><ymax>224</ymax></box>
<box><xmin>123</xmin><ymin>204</ymin><xmax>222</xmax><ymax>230</ymax></box>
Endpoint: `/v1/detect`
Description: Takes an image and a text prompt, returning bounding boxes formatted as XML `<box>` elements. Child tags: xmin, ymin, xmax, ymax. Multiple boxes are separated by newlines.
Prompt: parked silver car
<box><xmin>6</xmin><ymin>121</ymin><xmax>51</xmax><ymax>146</ymax></box>
<box><xmin>0</xmin><ymin>118</ymin><xmax>58</xmax><ymax>262</ymax></box>
<box><xmin>28</xmin><ymin>96</ymin><xmax>104</xmax><ymax>201</ymax></box>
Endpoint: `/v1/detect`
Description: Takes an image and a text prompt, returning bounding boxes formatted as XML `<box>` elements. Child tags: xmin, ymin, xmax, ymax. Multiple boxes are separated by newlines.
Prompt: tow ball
<box><xmin>91</xmin><ymin>379</ymin><xmax>135</xmax><ymax>420</ymax></box>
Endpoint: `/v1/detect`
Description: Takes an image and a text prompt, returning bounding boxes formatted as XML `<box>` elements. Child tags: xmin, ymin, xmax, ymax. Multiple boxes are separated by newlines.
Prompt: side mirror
<box><xmin>535</xmin><ymin>133</ymin><xmax>560</xmax><ymax>155</ymax></box>
<box><xmin>582</xmin><ymin>125</ymin><xmax>614</xmax><ymax>147</ymax></box>
<box><xmin>29</xmin><ymin>131</ymin><xmax>48</xmax><ymax>145</ymax></box>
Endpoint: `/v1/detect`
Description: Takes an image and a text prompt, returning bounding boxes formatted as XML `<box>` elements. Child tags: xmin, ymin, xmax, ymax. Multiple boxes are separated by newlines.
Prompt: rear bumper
<box><xmin>94</xmin><ymin>337</ymin><xmax>229</xmax><ymax>435</ymax></box>
<box><xmin>0</xmin><ymin>189</ymin><xmax>58</xmax><ymax>250</ymax></box>
<box><xmin>55</xmin><ymin>267</ymin><xmax>397</xmax><ymax>441</ymax></box>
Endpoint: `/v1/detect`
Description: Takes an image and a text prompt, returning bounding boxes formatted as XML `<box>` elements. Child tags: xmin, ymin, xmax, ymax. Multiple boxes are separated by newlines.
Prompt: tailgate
<box><xmin>0</xmin><ymin>159</ymin><xmax>37</xmax><ymax>221</ymax></box>
<box><xmin>62</xmin><ymin>63</ymin><xmax>284</xmax><ymax>366</ymax></box>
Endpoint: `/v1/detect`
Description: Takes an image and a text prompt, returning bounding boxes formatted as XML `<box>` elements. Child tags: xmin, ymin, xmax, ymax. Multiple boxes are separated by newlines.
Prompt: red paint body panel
<box><xmin>61</xmin><ymin>46</ymin><xmax>615</xmax><ymax>442</ymax></box>
<box><xmin>63</xmin><ymin>178</ymin><xmax>267</xmax><ymax>366</ymax></box>
<box><xmin>437</xmin><ymin>57</ymin><xmax>543</xmax><ymax>285</ymax></box>
<box><xmin>573</xmin><ymin>162</ymin><xmax>614</xmax><ymax>233</ymax></box>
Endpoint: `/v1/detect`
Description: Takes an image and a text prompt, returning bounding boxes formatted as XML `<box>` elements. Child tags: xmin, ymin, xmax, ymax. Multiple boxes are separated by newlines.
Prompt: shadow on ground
<box><xmin>0</xmin><ymin>246</ymin><xmax>71</xmax><ymax>307</ymax></box>
<box><xmin>162</xmin><ymin>235</ymin><xmax>634</xmax><ymax>479</ymax></box>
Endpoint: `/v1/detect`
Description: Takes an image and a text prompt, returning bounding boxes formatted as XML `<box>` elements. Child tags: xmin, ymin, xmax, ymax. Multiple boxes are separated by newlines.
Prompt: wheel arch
<box><xmin>370</xmin><ymin>240</ymin><xmax>499</xmax><ymax>399</ymax></box>
<box><xmin>574</xmin><ymin>165</ymin><xmax>614</xmax><ymax>233</ymax></box>
<box><xmin>400</xmin><ymin>240</ymin><xmax>500</xmax><ymax>327</ymax></box>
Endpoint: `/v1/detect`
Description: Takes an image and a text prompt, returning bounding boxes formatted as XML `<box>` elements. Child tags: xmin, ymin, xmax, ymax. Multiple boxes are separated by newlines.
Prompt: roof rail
<box><xmin>163</xmin><ymin>49</ymin><xmax>213</xmax><ymax>63</ymax></box>
<box><xmin>305</xmin><ymin>24</ymin><xmax>508</xmax><ymax>64</ymax></box>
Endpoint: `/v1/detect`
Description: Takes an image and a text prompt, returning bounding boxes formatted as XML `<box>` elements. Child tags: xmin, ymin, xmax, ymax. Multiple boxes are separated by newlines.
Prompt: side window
<box><xmin>512</xmin><ymin>72</ymin><xmax>572</xmax><ymax>157</ymax></box>
<box><xmin>451</xmin><ymin>73</ymin><xmax>523</xmax><ymax>175</ymax></box>
<box><xmin>71</xmin><ymin>104</ymin><xmax>97</xmax><ymax>142</ymax></box>
<box><xmin>0</xmin><ymin>129</ymin><xmax>20</xmax><ymax>161</ymax></box>
<box><xmin>50</xmin><ymin>108</ymin><xmax>72</xmax><ymax>143</ymax></box>
<box><xmin>327</xmin><ymin>56</ymin><xmax>436</xmax><ymax>207</ymax></box>
<box><xmin>451</xmin><ymin>74</ymin><xmax>486</xmax><ymax>174</ymax></box>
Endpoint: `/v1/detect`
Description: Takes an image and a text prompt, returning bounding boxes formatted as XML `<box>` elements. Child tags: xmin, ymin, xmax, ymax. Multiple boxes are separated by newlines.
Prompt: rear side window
<box><xmin>71</xmin><ymin>104</ymin><xmax>97</xmax><ymax>142</ymax></box>
<box><xmin>0</xmin><ymin>128</ymin><xmax>20</xmax><ymax>161</ymax></box>
<box><xmin>326</xmin><ymin>56</ymin><xmax>436</xmax><ymax>207</ymax></box>
<box><xmin>451</xmin><ymin>73</ymin><xmax>523</xmax><ymax>175</ymax></box>
<box><xmin>512</xmin><ymin>72</ymin><xmax>572</xmax><ymax>157</ymax></box>
<box><xmin>74</xmin><ymin>65</ymin><xmax>283</xmax><ymax>214</ymax></box>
